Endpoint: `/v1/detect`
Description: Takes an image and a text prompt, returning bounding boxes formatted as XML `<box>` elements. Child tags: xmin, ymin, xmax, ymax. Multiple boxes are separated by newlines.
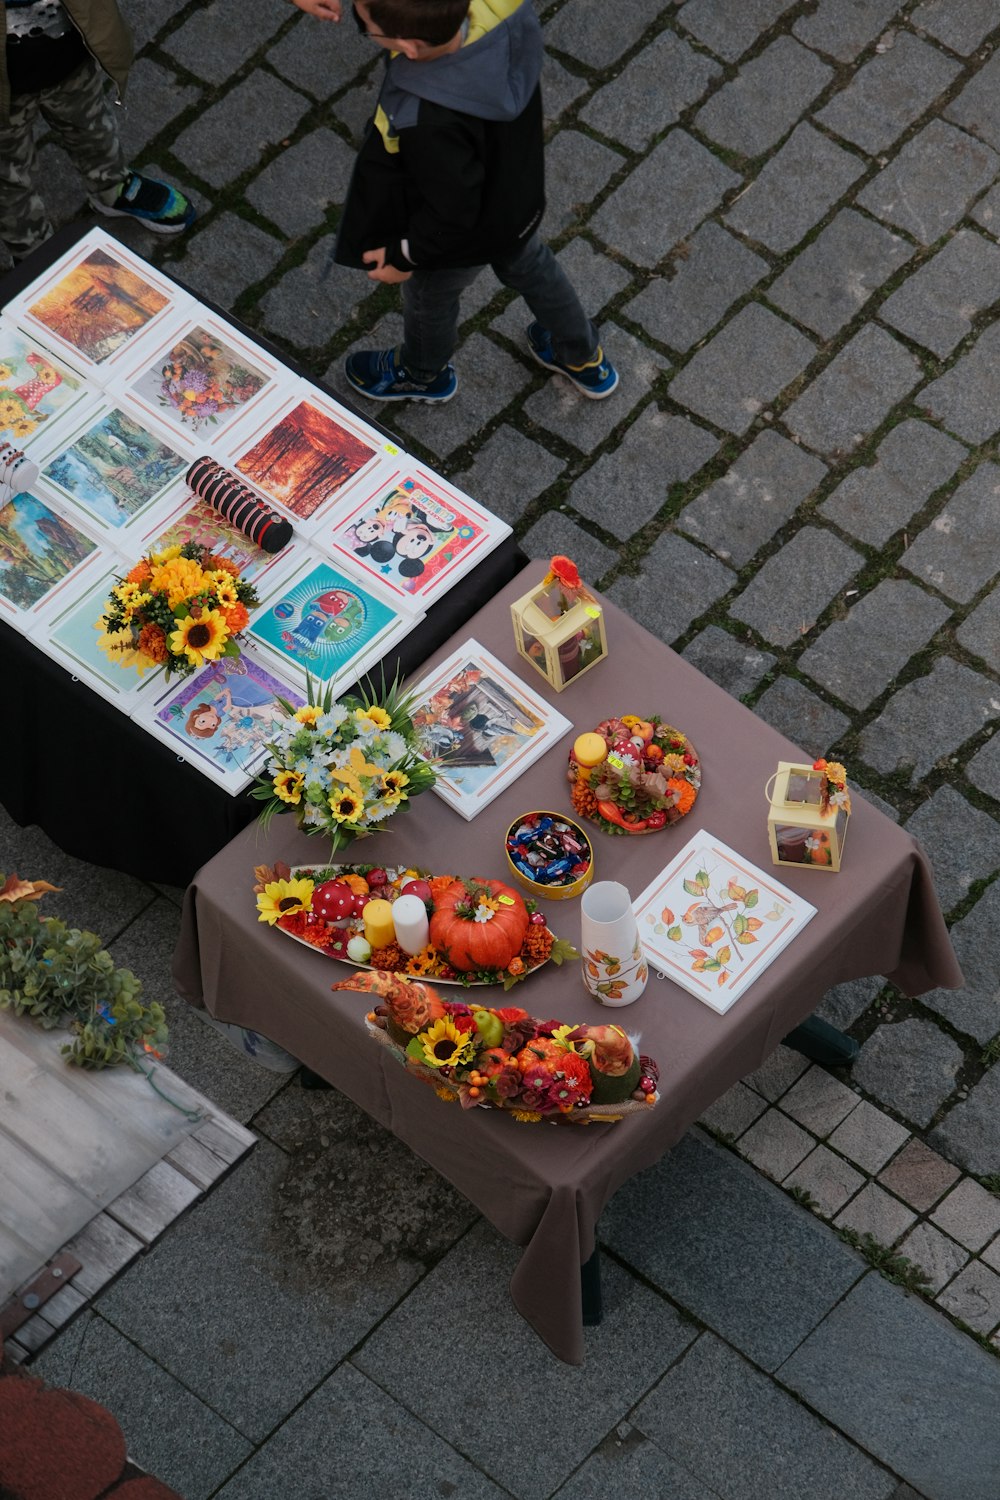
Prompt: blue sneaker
<box><xmin>526</xmin><ymin>322</ymin><xmax>619</xmax><ymax>399</ymax></box>
<box><xmin>344</xmin><ymin>347</ymin><xmax>457</xmax><ymax>403</ymax></box>
<box><xmin>93</xmin><ymin>171</ymin><xmax>195</xmax><ymax>235</ymax></box>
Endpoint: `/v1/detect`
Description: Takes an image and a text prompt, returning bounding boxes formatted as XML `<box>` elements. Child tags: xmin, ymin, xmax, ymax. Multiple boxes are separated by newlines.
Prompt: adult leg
<box><xmin>492</xmin><ymin>233</ymin><xmax>597</xmax><ymax>366</ymax></box>
<box><xmin>0</xmin><ymin>92</ymin><xmax>52</xmax><ymax>262</ymax></box>
<box><xmin>38</xmin><ymin>58</ymin><xmax>127</xmax><ymax>205</ymax></box>
<box><xmin>400</xmin><ymin>263</ymin><xmax>483</xmax><ymax>381</ymax></box>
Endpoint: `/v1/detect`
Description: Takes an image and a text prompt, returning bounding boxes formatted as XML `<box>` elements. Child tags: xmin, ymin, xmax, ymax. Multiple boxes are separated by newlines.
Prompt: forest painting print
<box><xmin>43</xmin><ymin>406</ymin><xmax>187</xmax><ymax>530</ymax></box>
<box><xmin>0</xmin><ymin>491</ymin><xmax>96</xmax><ymax>614</ymax></box>
<box><xmin>26</xmin><ymin>248</ymin><xmax>170</xmax><ymax>365</ymax></box>
<box><xmin>233</xmin><ymin>398</ymin><xmax>377</xmax><ymax>522</ymax></box>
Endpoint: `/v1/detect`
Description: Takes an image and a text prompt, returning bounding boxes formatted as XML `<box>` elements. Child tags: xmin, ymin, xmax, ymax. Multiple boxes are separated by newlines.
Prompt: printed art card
<box><xmin>246</xmin><ymin>556</ymin><xmax>421</xmax><ymax>695</ymax></box>
<box><xmin>0</xmin><ymin>483</ymin><xmax>110</xmax><ymax>633</ymax></box>
<box><xmin>0</xmin><ymin>320</ymin><xmax>96</xmax><ymax>447</ymax></box>
<box><xmin>633</xmin><ymin>833</ymin><xmax>818</xmax><ymax>1015</ymax></box>
<box><xmin>218</xmin><ymin>384</ymin><xmax>396</xmax><ymax>534</ymax></box>
<box><xmin>314</xmin><ymin>465</ymin><xmax>512</xmax><ymax>605</ymax></box>
<box><xmin>408</xmin><ymin>641</ymin><xmax>573</xmax><ymax>820</ymax></box>
<box><xmin>6</xmin><ymin>228</ymin><xmax>187</xmax><ymax>373</ymax></box>
<box><xmin>36</xmin><ymin>564</ymin><xmax>165</xmax><ymax>711</ymax></box>
<box><xmin>109</xmin><ymin>309</ymin><xmax>288</xmax><ymax>444</ymax></box>
<box><xmin>133</xmin><ymin>651</ymin><xmax>305</xmax><ymax>794</ymax></box>
<box><xmin>36</xmin><ymin>399</ymin><xmax>190</xmax><ymax>539</ymax></box>
<box><xmin>133</xmin><ymin>490</ymin><xmax>306</xmax><ymax>590</ymax></box>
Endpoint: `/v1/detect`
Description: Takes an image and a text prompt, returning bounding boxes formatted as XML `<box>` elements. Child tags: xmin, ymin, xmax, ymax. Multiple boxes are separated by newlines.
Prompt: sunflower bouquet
<box><xmin>98</xmin><ymin>542</ymin><xmax>259</xmax><ymax>679</ymax></box>
<box><xmin>250</xmin><ymin>675</ymin><xmax>437</xmax><ymax>857</ymax></box>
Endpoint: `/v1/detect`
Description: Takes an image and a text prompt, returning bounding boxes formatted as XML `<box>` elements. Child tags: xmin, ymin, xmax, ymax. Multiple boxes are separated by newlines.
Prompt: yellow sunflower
<box><xmin>417</xmin><ymin>1017</ymin><xmax>475</xmax><ymax>1069</ymax></box>
<box><xmin>273</xmin><ymin>770</ymin><xmax>303</xmax><ymax>805</ymax></box>
<box><xmin>354</xmin><ymin>705</ymin><xmax>392</xmax><ymax>732</ymax></box>
<box><xmin>210</xmin><ymin>574</ymin><xmax>239</xmax><ymax>608</ymax></box>
<box><xmin>256</xmin><ymin>876</ymin><xmax>315</xmax><ymax>925</ymax></box>
<box><xmin>293</xmin><ymin>704</ymin><xmax>323</xmax><ymax>727</ymax></box>
<box><xmin>328</xmin><ymin>788</ymin><xmax>364</xmax><ymax>823</ymax></box>
<box><xmin>377</xmin><ymin>770</ymin><xmax>409</xmax><ymax>807</ymax></box>
<box><xmin>169</xmin><ymin>608</ymin><xmax>230</xmax><ymax>667</ymax></box>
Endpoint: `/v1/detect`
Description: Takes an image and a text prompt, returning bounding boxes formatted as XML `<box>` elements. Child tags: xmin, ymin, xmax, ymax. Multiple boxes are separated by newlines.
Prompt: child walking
<box><xmin>293</xmin><ymin>0</ymin><xmax>618</xmax><ymax>404</ymax></box>
<box><xmin>1</xmin><ymin>0</ymin><xmax>195</xmax><ymax>264</ymax></box>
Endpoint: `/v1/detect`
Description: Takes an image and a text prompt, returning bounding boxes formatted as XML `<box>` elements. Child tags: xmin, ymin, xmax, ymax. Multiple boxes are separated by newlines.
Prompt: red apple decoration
<box><xmin>367</xmin><ymin>867</ymin><xmax>388</xmax><ymax>888</ymax></box>
<box><xmin>401</xmin><ymin>878</ymin><xmax>433</xmax><ymax>905</ymax></box>
<box><xmin>312</xmin><ymin>880</ymin><xmax>355</xmax><ymax>924</ymax></box>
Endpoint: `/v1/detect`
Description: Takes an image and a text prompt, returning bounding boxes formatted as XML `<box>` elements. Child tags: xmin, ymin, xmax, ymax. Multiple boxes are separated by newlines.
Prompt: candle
<box><xmin>391</xmin><ymin>894</ymin><xmax>430</xmax><ymax>955</ymax></box>
<box><xmin>362</xmin><ymin>898</ymin><xmax>395</xmax><ymax>950</ymax></box>
<box><xmin>573</xmin><ymin>732</ymin><xmax>607</xmax><ymax>782</ymax></box>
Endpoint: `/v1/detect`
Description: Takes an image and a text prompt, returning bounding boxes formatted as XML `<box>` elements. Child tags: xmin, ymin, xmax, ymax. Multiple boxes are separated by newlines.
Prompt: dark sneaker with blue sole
<box><xmin>526</xmin><ymin>322</ymin><xmax>619</xmax><ymax>399</ymax></box>
<box><xmin>93</xmin><ymin>171</ymin><xmax>195</xmax><ymax>234</ymax></box>
<box><xmin>345</xmin><ymin>347</ymin><xmax>457</xmax><ymax>403</ymax></box>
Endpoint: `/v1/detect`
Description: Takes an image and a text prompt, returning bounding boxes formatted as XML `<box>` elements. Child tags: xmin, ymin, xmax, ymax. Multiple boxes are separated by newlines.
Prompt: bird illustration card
<box><xmin>633</xmin><ymin>834</ymin><xmax>817</xmax><ymax>1013</ymax></box>
<box><xmin>313</xmin><ymin>466</ymin><xmax>511</xmax><ymax>605</ymax></box>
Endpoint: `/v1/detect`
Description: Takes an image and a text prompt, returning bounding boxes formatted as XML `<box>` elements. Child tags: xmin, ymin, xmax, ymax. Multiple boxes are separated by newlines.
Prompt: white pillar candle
<box><xmin>391</xmin><ymin>894</ymin><xmax>430</xmax><ymax>955</ymax></box>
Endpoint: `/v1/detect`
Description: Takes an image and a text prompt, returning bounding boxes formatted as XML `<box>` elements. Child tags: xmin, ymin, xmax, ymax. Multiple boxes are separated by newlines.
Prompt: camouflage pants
<box><xmin>0</xmin><ymin>57</ymin><xmax>126</xmax><ymax>261</ymax></box>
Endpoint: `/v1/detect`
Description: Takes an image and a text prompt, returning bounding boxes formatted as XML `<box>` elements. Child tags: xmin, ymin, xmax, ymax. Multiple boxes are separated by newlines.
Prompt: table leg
<box><xmin>581</xmin><ymin>1246</ymin><xmax>603</xmax><ymax>1325</ymax></box>
<box><xmin>783</xmin><ymin>1014</ymin><xmax>859</xmax><ymax>1066</ymax></box>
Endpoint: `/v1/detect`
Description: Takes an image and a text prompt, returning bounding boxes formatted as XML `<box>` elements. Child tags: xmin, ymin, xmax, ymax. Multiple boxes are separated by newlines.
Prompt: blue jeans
<box><xmin>401</xmin><ymin>232</ymin><xmax>598</xmax><ymax>380</ymax></box>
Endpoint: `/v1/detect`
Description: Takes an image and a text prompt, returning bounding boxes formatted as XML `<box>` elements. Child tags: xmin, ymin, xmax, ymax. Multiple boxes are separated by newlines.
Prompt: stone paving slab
<box><xmin>580</xmin><ymin>30</ymin><xmax>721</xmax><ymax>152</ymax></box>
<box><xmin>625</xmin><ymin>222</ymin><xmax>769</xmax><ymax>353</ymax></box>
<box><xmin>607</xmin><ymin>530</ymin><xmax>734</xmax><ymax>642</ymax></box>
<box><xmin>543</xmin><ymin>0</ymin><xmax>664</xmax><ymax>69</ymax></box>
<box><xmin>898</xmin><ymin>1221</ymin><xmax>968</xmax><ymax>1293</ymax></box>
<box><xmin>592</xmin><ymin>130</ymin><xmax>740</xmax><ymax>268</ymax></box>
<box><xmin>395</xmin><ymin>332</ymin><xmax>531</xmax><ymax>456</ymax></box>
<box><xmin>931</xmin><ymin>1178</ymin><xmax>1000</xmax><ymax>1252</ymax></box>
<box><xmin>541</xmin><ymin>130</ymin><xmax>624</xmax><ymax>239</ymax></box>
<box><xmin>668</xmin><ymin>303</ymin><xmax>817</xmax><ymax>437</ymax></box>
<box><xmin>913</xmin><ymin>0</ymin><xmax>1000</xmax><ymax>55</ymax></box>
<box><xmin>782</xmin><ymin>324</ymin><xmax>923</xmax><ymax>457</ymax></box>
<box><xmin>784</xmin><ymin>1145</ymin><xmax>866</xmax><ymax>1218</ymax></box>
<box><xmin>879</xmin><ymin>227</ymin><xmax>1000</xmax><ymax>357</ymax></box>
<box><xmin>935</xmin><ymin>1260</ymin><xmax>1000</xmax><ymax>1332</ymax></box>
<box><xmin>172</xmin><ymin>74</ymin><xmax>310</xmax><ymax>188</ymax></box>
<box><xmin>833</xmin><ymin>1182</ymin><xmax>917</xmax><ymax>1247</ymax></box>
<box><xmin>966</xmin><ymin>730</ymin><xmax>1000</xmax><ymax>800</ymax></box>
<box><xmin>678</xmin><ymin>0</ymin><xmax>801</xmax><ymax>64</ymax></box>
<box><xmin>779</xmin><ymin>1272</ymin><xmax>1000</xmax><ymax>1500</ymax></box>
<box><xmin>766</xmin><ymin>208</ymin><xmax>914</xmax><ymax>341</ymax></box>
<box><xmin>858</xmin><ymin>658</ymin><xmax>1000</xmax><ymax>784</ymax></box>
<box><xmin>693</xmin><ymin>36</ymin><xmax>833</xmax><ymax>159</ymax></box>
<box><xmin>163</xmin><ymin>0</ymin><xmax>287</xmax><ymax>84</ymax></box>
<box><xmin>266</xmin><ymin>9</ymin><xmax>373</xmax><ymax>95</ymax></box>
<box><xmin>917</xmin><ymin>323</ymin><xmax>1000</xmax><ymax>445</ymax></box>
<box><xmin>257</xmin><ymin>235</ymin><xmax>373</xmax><ymax>350</ymax></box>
<box><xmin>751</xmin><ymin>677</ymin><xmax>851</xmax><ymax>759</ymax></box>
<box><xmin>451</xmin><ymin>425</ymin><xmax>566</xmax><ymax>526</ymax></box>
<box><xmin>852</xmin><ymin>1019</ymin><xmax>963</xmax><ymax>1128</ymax></box>
<box><xmin>569</xmin><ymin>407</ymin><xmax>720</xmax><ymax>536</ymax></box>
<box><xmin>603</xmin><ymin>1132</ymin><xmax>865</xmax><ymax>1372</ymax></box>
<box><xmin>956</xmin><ymin>589</ymin><xmax>1000</xmax><ymax>673</ymax></box>
<box><xmin>798</xmin><ymin>581</ymin><xmax>951</xmax><ymax>710</ymax></box>
<box><xmin>520</xmin><ymin>511</ymin><xmax>618</xmax><ymax>584</ymax></box>
<box><xmin>815</xmin><ymin>33</ymin><xmax>961</xmax><ymax>155</ymax></box>
<box><xmin>878</xmin><ymin>1138</ymin><xmax>962</xmax><ymax>1214</ymax></box>
<box><xmin>723</xmin><ymin>123</ymin><xmax>866</xmax><ymax>254</ymax></box>
<box><xmin>245</xmin><ymin>129</ymin><xmax>355</xmax><ymax>238</ymax></box>
<box><xmin>521</xmin><ymin>324</ymin><xmax>669</xmax><ymax>455</ymax></box>
<box><xmin>550</xmin><ymin>1426</ymin><xmax>722</xmax><ymax>1500</ymax></box>
<box><xmin>930</xmin><ymin>1063</ymin><xmax>1000</xmax><ymax>1176</ymax></box>
<box><xmin>682</xmin><ymin>626</ymin><xmax>776</xmax><ymax>701</ymax></box>
<box><xmin>918</xmin><ymin>879</ymin><xmax>1000</xmax><ymax>1043</ymax></box>
<box><xmin>904</xmin><ymin>786</ymin><xmax>1000</xmax><ymax>915</ymax></box>
<box><xmin>791</xmin><ymin>0</ymin><xmax>902</xmax><ymax>62</ymax></box>
<box><xmin>944</xmin><ymin>48</ymin><xmax>1000</xmax><ymax>150</ymax></box>
<box><xmin>818</xmin><ymin>420</ymin><xmax>966</xmax><ymax>549</ymax></box>
<box><xmin>730</xmin><ymin>525</ymin><xmax>864</xmax><ymax>647</ymax></box>
<box><xmin>632</xmin><ymin>1333</ymin><xmax>896</xmax><ymax>1500</ymax></box>
<box><xmin>856</xmin><ymin>119</ymin><xmax>1000</xmax><ymax>244</ymax></box>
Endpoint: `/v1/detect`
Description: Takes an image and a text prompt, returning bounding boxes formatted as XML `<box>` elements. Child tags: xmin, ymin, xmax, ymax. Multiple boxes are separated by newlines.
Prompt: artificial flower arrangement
<box><xmin>98</xmin><ymin>541</ymin><xmax>259</xmax><ymax>678</ymax></box>
<box><xmin>343</xmin><ymin>969</ymin><xmax>660</xmax><ymax>1124</ymax></box>
<box><xmin>813</xmin><ymin>758</ymin><xmax>851</xmax><ymax>817</ymax></box>
<box><xmin>253</xmin><ymin>862</ymin><xmax>578</xmax><ymax>989</ymax></box>
<box><xmin>0</xmin><ymin>873</ymin><xmax>168</xmax><ymax>1070</ymax></box>
<box><xmin>568</xmin><ymin>715</ymin><xmax>701</xmax><ymax>835</ymax></box>
<box><xmin>510</xmin><ymin>554</ymin><xmax>608</xmax><ymax>692</ymax></box>
<box><xmin>250</xmin><ymin>675</ymin><xmax>437</xmax><ymax>857</ymax></box>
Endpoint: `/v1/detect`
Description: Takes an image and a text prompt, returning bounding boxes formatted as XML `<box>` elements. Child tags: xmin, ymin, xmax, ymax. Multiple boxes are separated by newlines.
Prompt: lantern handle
<box><xmin>764</xmin><ymin>771</ymin><xmax>778</xmax><ymax>803</ymax></box>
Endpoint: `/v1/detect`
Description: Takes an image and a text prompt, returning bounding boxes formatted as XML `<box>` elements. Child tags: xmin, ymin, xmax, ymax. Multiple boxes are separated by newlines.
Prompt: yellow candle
<box><xmin>363</xmin><ymin>898</ymin><xmax>395</xmax><ymax>949</ymax></box>
<box><xmin>573</xmin><ymin>732</ymin><xmax>608</xmax><ymax>782</ymax></box>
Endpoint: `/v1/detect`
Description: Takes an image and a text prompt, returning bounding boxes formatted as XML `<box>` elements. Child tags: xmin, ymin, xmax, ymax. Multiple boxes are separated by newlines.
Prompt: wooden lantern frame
<box><xmin>510</xmin><ymin>579</ymin><xmax>607</xmax><ymax>693</ymax></box>
<box><xmin>766</xmin><ymin>761</ymin><xmax>849</xmax><ymax>872</ymax></box>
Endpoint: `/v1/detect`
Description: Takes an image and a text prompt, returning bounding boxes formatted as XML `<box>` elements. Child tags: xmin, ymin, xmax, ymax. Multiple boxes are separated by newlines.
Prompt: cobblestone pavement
<box><xmin>6</xmin><ymin>1</ymin><xmax>1000</xmax><ymax>1496</ymax></box>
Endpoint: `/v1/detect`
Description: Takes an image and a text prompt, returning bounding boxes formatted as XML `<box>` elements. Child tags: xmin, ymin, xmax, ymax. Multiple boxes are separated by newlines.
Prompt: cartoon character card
<box><xmin>314</xmin><ymin>467</ymin><xmax>511</xmax><ymax>604</ymax></box>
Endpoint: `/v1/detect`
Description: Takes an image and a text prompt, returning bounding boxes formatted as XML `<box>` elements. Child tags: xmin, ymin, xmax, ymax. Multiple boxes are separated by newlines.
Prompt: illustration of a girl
<box><xmin>185</xmin><ymin>677</ymin><xmax>276</xmax><ymax>755</ymax></box>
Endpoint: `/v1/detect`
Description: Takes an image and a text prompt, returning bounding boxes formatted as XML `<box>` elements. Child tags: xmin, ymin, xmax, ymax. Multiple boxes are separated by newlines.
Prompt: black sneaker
<box><xmin>345</xmin><ymin>346</ymin><xmax>458</xmax><ymax>403</ymax></box>
<box><xmin>526</xmin><ymin>322</ymin><xmax>619</xmax><ymax>399</ymax></box>
<box><xmin>93</xmin><ymin>171</ymin><xmax>195</xmax><ymax>235</ymax></box>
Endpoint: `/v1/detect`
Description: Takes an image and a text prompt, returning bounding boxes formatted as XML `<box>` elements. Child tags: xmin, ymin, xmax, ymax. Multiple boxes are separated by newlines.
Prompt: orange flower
<box><xmin>126</xmin><ymin>560</ymin><xmax>153</xmax><ymax>585</ymax></box>
<box><xmin>207</xmin><ymin>554</ymin><xmax>240</xmax><ymax>576</ymax></box>
<box><xmin>222</xmin><ymin>602</ymin><xmax>249</xmax><ymax>632</ymax></box>
<box><xmin>666</xmin><ymin>777</ymin><xmax>697</xmax><ymax>816</ymax></box>
<box><xmin>341</xmin><ymin>873</ymin><xmax>370</xmax><ymax>897</ymax></box>
<box><xmin>428</xmin><ymin>874</ymin><xmax>458</xmax><ymax>903</ymax></box>
<box><xmin>506</xmin><ymin>956</ymin><xmax>525</xmax><ymax>976</ymax></box>
<box><xmin>547</xmin><ymin>554</ymin><xmax>581</xmax><ymax>590</ymax></box>
<box><xmin>137</xmin><ymin>622</ymin><xmax>169</xmax><ymax>663</ymax></box>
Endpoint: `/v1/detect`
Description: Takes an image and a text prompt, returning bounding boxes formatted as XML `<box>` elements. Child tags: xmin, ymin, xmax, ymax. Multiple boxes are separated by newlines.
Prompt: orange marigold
<box><xmin>521</xmin><ymin>924</ymin><xmax>554</xmax><ymax>964</ymax></box>
<box><xmin>428</xmin><ymin>874</ymin><xmax>458</xmax><ymax>903</ymax></box>
<box><xmin>207</xmin><ymin>554</ymin><xmax>240</xmax><ymax>576</ymax></box>
<box><xmin>370</xmin><ymin>942</ymin><xmax>406</xmax><ymax>971</ymax></box>
<box><xmin>137</xmin><ymin>623</ymin><xmax>169</xmax><ymax>663</ymax></box>
<box><xmin>571</xmin><ymin>780</ymin><xmax>598</xmax><ymax>818</ymax></box>
<box><xmin>126</xmin><ymin>560</ymin><xmax>153</xmax><ymax>585</ymax></box>
<box><xmin>666</xmin><ymin>776</ymin><xmax>697</xmax><ymax>817</ymax></box>
<box><xmin>222</xmin><ymin>602</ymin><xmax>249</xmax><ymax>633</ymax></box>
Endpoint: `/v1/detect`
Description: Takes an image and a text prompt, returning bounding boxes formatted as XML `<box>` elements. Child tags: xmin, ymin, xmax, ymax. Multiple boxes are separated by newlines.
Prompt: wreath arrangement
<box><xmin>568</xmin><ymin>715</ymin><xmax>701</xmax><ymax>835</ymax></box>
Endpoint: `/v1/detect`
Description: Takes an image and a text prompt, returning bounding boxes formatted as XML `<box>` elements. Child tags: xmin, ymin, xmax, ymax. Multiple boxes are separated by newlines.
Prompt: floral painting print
<box><xmin>0</xmin><ymin>329</ymin><xmax>87</xmax><ymax>442</ymax></box>
<box><xmin>27</xmin><ymin>248</ymin><xmax>170</xmax><ymax>364</ymax></box>
<box><xmin>129</xmin><ymin>325</ymin><xmax>270</xmax><ymax>436</ymax></box>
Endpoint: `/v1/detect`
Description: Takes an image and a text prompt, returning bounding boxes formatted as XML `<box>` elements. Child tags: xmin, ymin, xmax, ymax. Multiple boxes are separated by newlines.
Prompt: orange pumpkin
<box><xmin>429</xmin><ymin>878</ymin><xmax>529</xmax><ymax>972</ymax></box>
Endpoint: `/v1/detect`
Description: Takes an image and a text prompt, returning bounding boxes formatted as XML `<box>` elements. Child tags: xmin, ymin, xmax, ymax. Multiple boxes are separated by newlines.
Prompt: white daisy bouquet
<box><xmin>98</xmin><ymin>542</ymin><xmax>259</xmax><ymax>679</ymax></box>
<box><xmin>251</xmin><ymin>674</ymin><xmax>437</xmax><ymax>855</ymax></box>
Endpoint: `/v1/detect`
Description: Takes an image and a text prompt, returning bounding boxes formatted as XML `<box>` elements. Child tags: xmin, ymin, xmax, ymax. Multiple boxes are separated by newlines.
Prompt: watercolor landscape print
<box><xmin>26</xmin><ymin>248</ymin><xmax>170</xmax><ymax>365</ymax></box>
<box><xmin>128</xmin><ymin>323</ymin><xmax>272</xmax><ymax>437</ymax></box>
<box><xmin>233</xmin><ymin>399</ymin><xmax>377</xmax><ymax>522</ymax></box>
<box><xmin>0</xmin><ymin>327</ymin><xmax>89</xmax><ymax>443</ymax></box>
<box><xmin>0</xmin><ymin>491</ymin><xmax>97</xmax><ymax>615</ymax></box>
<box><xmin>43</xmin><ymin>406</ymin><xmax>187</xmax><ymax>530</ymax></box>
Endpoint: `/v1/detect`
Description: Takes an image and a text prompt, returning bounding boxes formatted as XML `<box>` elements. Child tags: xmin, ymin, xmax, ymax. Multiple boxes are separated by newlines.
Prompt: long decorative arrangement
<box><xmin>342</xmin><ymin>969</ymin><xmax>660</xmax><ymax>1124</ymax></box>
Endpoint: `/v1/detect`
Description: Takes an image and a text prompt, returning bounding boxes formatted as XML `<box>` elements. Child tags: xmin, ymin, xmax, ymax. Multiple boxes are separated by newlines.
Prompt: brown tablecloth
<box><xmin>173</xmin><ymin>567</ymin><xmax>962</xmax><ymax>1363</ymax></box>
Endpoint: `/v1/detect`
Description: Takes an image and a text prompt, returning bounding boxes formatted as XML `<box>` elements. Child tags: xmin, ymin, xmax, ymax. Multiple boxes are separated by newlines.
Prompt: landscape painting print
<box><xmin>24</xmin><ymin>247</ymin><xmax>170</xmax><ymax>366</ymax></box>
<box><xmin>409</xmin><ymin>641</ymin><xmax>572</xmax><ymax>819</ymax></box>
<box><xmin>326</xmin><ymin>469</ymin><xmax>504</xmax><ymax>603</ymax></box>
<box><xmin>232</xmin><ymin>397</ymin><xmax>378</xmax><ymax>524</ymax></box>
<box><xmin>142</xmin><ymin>654</ymin><xmax>305</xmax><ymax>792</ymax></box>
<box><xmin>0</xmin><ymin>326</ymin><xmax>90</xmax><ymax>443</ymax></box>
<box><xmin>248</xmin><ymin>561</ymin><xmax>400</xmax><ymax>685</ymax></box>
<box><xmin>125</xmin><ymin>321</ymin><xmax>274</xmax><ymax>439</ymax></box>
<box><xmin>0</xmin><ymin>490</ymin><xmax>97</xmax><ymax>622</ymax></box>
<box><xmin>633</xmin><ymin>833</ymin><xmax>817</xmax><ymax>1015</ymax></box>
<box><xmin>42</xmin><ymin>405</ymin><xmax>187</xmax><ymax>532</ymax></box>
